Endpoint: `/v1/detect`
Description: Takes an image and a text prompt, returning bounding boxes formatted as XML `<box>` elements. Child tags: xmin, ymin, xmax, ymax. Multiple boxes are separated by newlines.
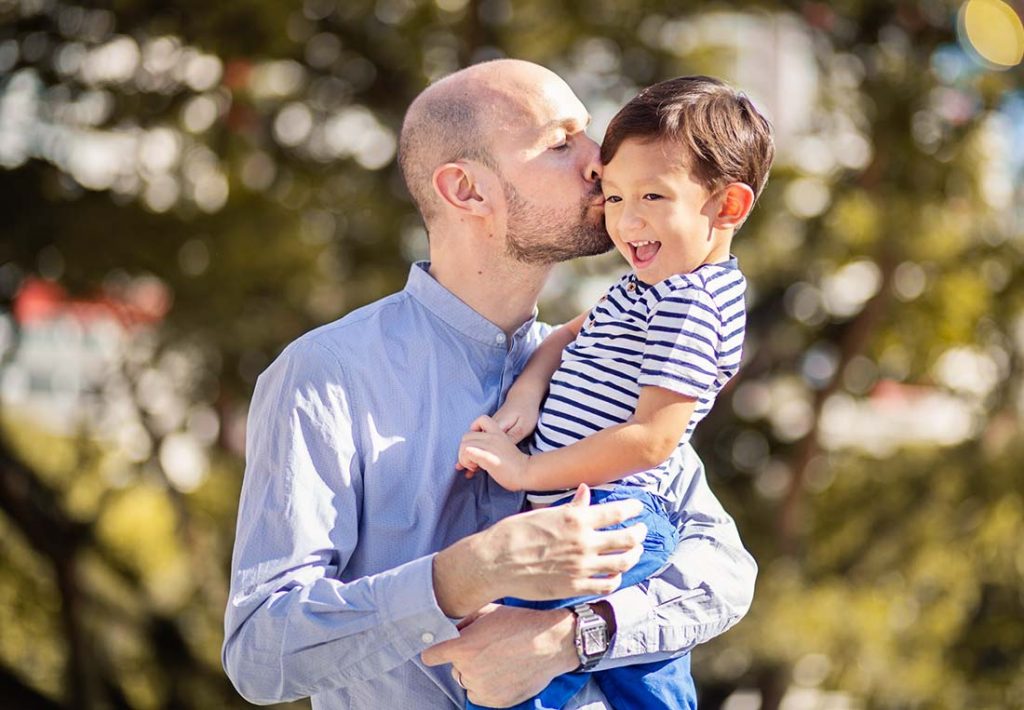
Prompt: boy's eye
<box><xmin>604</xmin><ymin>195</ymin><xmax>621</xmax><ymax>204</ymax></box>
<box><xmin>551</xmin><ymin>142</ymin><xmax>570</xmax><ymax>152</ymax></box>
<box><xmin>643</xmin><ymin>193</ymin><xmax>663</xmax><ymax>201</ymax></box>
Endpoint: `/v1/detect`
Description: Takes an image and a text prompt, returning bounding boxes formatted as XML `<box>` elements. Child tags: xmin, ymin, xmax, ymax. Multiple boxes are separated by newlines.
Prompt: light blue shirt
<box><xmin>223</xmin><ymin>261</ymin><xmax>757</xmax><ymax>709</ymax></box>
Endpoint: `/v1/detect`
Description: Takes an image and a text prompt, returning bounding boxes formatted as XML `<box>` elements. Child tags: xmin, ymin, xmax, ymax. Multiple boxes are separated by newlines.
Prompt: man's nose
<box><xmin>581</xmin><ymin>135</ymin><xmax>602</xmax><ymax>184</ymax></box>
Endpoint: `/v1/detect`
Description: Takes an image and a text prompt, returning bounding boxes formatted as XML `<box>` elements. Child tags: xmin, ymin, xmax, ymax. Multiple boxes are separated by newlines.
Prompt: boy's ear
<box><xmin>432</xmin><ymin>162</ymin><xmax>494</xmax><ymax>218</ymax></box>
<box><xmin>713</xmin><ymin>182</ymin><xmax>755</xmax><ymax>229</ymax></box>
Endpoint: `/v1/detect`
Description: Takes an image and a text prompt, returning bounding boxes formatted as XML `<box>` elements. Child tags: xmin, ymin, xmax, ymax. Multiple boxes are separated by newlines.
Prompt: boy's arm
<box><xmin>489</xmin><ymin>311</ymin><xmax>587</xmax><ymax>442</ymax></box>
<box><xmin>460</xmin><ymin>386</ymin><xmax>696</xmax><ymax>492</ymax></box>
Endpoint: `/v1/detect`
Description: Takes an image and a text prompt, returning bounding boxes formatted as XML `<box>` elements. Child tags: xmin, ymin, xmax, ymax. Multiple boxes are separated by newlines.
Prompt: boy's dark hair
<box><xmin>601</xmin><ymin>76</ymin><xmax>775</xmax><ymax>201</ymax></box>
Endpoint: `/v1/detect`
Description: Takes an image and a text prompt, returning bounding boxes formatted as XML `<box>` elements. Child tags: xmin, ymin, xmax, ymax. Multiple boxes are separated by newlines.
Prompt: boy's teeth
<box><xmin>632</xmin><ymin>240</ymin><xmax>660</xmax><ymax>263</ymax></box>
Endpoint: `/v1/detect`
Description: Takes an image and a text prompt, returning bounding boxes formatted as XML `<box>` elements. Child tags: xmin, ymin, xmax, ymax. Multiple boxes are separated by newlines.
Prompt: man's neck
<box><xmin>428</xmin><ymin>253</ymin><xmax>550</xmax><ymax>338</ymax></box>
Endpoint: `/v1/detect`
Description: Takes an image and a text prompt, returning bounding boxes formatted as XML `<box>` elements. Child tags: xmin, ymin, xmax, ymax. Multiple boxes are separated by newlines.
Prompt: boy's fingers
<box><xmin>471</xmin><ymin>415</ymin><xmax>501</xmax><ymax>434</ymax></box>
<box><xmin>465</xmin><ymin>446</ymin><xmax>500</xmax><ymax>469</ymax></box>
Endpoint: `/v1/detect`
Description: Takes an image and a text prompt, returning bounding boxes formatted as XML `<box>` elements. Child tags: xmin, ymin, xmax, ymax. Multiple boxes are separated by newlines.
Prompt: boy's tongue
<box><xmin>634</xmin><ymin>241</ymin><xmax>660</xmax><ymax>263</ymax></box>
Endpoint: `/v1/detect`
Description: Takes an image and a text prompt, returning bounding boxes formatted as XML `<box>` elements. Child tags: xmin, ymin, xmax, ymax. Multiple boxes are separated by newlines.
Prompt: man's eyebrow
<box><xmin>541</xmin><ymin>115</ymin><xmax>592</xmax><ymax>135</ymax></box>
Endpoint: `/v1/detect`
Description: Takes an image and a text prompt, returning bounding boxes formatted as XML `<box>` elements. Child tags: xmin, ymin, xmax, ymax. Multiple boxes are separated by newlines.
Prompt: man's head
<box><xmin>599</xmin><ymin>76</ymin><xmax>775</xmax><ymax>284</ymax></box>
<box><xmin>398</xmin><ymin>60</ymin><xmax>611</xmax><ymax>266</ymax></box>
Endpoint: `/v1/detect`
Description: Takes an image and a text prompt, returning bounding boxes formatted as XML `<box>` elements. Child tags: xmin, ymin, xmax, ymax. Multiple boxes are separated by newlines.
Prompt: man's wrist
<box><xmin>548</xmin><ymin>608</ymin><xmax>580</xmax><ymax>675</ymax></box>
<box><xmin>590</xmin><ymin>600</ymin><xmax>617</xmax><ymax>639</ymax></box>
<box><xmin>432</xmin><ymin>533</ymin><xmax>498</xmax><ymax>618</ymax></box>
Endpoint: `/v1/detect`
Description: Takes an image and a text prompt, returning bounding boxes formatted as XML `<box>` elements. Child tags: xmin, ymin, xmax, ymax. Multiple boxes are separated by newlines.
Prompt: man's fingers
<box><xmin>421</xmin><ymin>640</ymin><xmax>456</xmax><ymax>667</ymax></box>
<box><xmin>568</xmin><ymin>484</ymin><xmax>591</xmax><ymax>507</ymax></box>
<box><xmin>580</xmin><ymin>497</ymin><xmax>643</xmax><ymax>529</ymax></box>
<box><xmin>593</xmin><ymin>523</ymin><xmax>648</xmax><ymax>553</ymax></box>
<box><xmin>456</xmin><ymin>602</ymin><xmax>500</xmax><ymax>630</ymax></box>
<box><xmin>572</xmin><ymin>573</ymin><xmax>623</xmax><ymax>596</ymax></box>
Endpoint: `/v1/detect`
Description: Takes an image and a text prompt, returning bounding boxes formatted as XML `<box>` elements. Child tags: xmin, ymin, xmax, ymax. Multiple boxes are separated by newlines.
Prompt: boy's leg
<box><xmin>466</xmin><ymin>487</ymin><xmax>680</xmax><ymax>710</ymax></box>
<box><xmin>595</xmin><ymin>653</ymin><xmax>697</xmax><ymax>710</ymax></box>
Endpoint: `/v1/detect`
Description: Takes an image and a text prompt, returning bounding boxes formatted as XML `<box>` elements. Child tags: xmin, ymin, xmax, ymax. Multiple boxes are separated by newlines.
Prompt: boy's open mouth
<box><xmin>629</xmin><ymin>240</ymin><xmax>661</xmax><ymax>268</ymax></box>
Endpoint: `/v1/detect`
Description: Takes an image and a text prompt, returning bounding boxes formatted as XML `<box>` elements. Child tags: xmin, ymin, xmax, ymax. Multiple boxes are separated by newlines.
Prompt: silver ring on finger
<box><xmin>453</xmin><ymin>668</ymin><xmax>467</xmax><ymax>690</ymax></box>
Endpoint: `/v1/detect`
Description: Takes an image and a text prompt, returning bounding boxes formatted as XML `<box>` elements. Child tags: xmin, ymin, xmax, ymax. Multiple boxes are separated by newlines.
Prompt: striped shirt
<box><xmin>528</xmin><ymin>258</ymin><xmax>746</xmax><ymax>505</ymax></box>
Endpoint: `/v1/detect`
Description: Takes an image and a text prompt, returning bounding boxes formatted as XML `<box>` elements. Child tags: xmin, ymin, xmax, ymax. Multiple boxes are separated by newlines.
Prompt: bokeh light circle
<box><xmin>958</xmin><ymin>0</ymin><xmax>1024</xmax><ymax>68</ymax></box>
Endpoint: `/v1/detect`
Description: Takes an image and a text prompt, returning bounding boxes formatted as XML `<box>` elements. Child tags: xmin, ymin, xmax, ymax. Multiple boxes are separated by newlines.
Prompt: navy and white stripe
<box><xmin>528</xmin><ymin>259</ymin><xmax>746</xmax><ymax>504</ymax></box>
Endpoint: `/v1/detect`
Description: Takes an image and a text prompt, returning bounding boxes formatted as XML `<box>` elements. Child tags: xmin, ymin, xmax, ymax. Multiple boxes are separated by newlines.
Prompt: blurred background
<box><xmin>0</xmin><ymin>0</ymin><xmax>1022</xmax><ymax>708</ymax></box>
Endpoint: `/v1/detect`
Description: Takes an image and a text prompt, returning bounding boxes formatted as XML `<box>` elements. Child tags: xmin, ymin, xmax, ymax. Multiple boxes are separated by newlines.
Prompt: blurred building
<box><xmin>1</xmin><ymin>276</ymin><xmax>168</xmax><ymax>433</ymax></box>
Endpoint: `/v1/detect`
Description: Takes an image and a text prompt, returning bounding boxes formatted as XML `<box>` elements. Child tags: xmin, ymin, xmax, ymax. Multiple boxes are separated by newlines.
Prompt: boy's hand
<box><xmin>493</xmin><ymin>396</ymin><xmax>540</xmax><ymax>444</ymax></box>
<box><xmin>457</xmin><ymin>415</ymin><xmax>531</xmax><ymax>490</ymax></box>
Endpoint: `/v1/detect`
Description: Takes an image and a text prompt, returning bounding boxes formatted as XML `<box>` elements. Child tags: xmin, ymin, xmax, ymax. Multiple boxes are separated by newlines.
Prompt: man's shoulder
<box><xmin>298</xmin><ymin>291</ymin><xmax>412</xmax><ymax>351</ymax></box>
<box><xmin>264</xmin><ymin>291</ymin><xmax>414</xmax><ymax>378</ymax></box>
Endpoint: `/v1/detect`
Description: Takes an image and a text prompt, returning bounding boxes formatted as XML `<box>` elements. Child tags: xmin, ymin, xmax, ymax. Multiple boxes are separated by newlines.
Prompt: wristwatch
<box><xmin>571</xmin><ymin>603</ymin><xmax>609</xmax><ymax>671</ymax></box>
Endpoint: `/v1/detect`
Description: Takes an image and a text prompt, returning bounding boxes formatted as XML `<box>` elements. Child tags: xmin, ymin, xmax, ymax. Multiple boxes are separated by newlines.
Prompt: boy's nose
<box><xmin>620</xmin><ymin>207</ymin><xmax>644</xmax><ymax>232</ymax></box>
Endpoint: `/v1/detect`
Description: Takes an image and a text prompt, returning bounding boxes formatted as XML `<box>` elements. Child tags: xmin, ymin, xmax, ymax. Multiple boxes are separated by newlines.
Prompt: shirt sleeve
<box><xmin>592</xmin><ymin>444</ymin><xmax>757</xmax><ymax>670</ymax></box>
<box><xmin>221</xmin><ymin>339</ymin><xmax>459</xmax><ymax>704</ymax></box>
<box><xmin>639</xmin><ymin>286</ymin><xmax>723</xmax><ymax>398</ymax></box>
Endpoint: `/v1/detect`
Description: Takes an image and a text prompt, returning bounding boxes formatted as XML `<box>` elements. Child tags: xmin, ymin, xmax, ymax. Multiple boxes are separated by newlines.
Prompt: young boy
<box><xmin>457</xmin><ymin>76</ymin><xmax>774</xmax><ymax>709</ymax></box>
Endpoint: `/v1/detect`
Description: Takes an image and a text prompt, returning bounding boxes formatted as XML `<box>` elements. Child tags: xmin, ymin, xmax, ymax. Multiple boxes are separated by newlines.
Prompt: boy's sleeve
<box><xmin>638</xmin><ymin>287</ymin><xmax>722</xmax><ymax>397</ymax></box>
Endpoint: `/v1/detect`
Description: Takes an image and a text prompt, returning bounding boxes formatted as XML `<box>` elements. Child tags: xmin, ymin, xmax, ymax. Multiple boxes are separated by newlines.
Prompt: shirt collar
<box><xmin>404</xmin><ymin>261</ymin><xmax>538</xmax><ymax>348</ymax></box>
<box><xmin>629</xmin><ymin>255</ymin><xmax>740</xmax><ymax>291</ymax></box>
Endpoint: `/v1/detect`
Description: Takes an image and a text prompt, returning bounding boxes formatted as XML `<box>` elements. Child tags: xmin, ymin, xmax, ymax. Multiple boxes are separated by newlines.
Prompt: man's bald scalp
<box><xmin>398</xmin><ymin>60</ymin><xmax>550</xmax><ymax>225</ymax></box>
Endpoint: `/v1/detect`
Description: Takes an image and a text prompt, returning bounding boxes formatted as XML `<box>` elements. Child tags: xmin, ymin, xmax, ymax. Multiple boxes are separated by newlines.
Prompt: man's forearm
<box><xmin>595</xmin><ymin>534</ymin><xmax>756</xmax><ymax>669</ymax></box>
<box><xmin>433</xmin><ymin>491</ymin><xmax>649</xmax><ymax>617</ymax></box>
<box><xmin>433</xmin><ymin>531</ymin><xmax>501</xmax><ymax>617</ymax></box>
<box><xmin>590</xmin><ymin>449</ymin><xmax>757</xmax><ymax>670</ymax></box>
<box><xmin>224</xmin><ymin>553</ymin><xmax>460</xmax><ymax>704</ymax></box>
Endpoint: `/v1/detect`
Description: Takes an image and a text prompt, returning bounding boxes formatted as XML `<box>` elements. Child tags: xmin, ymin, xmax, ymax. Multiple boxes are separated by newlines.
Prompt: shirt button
<box><xmin>627</xmin><ymin>283</ymin><xmax>636</xmax><ymax>292</ymax></box>
<box><xmin>495</xmin><ymin>333</ymin><xmax>506</xmax><ymax>345</ymax></box>
<box><xmin>421</xmin><ymin>632</ymin><xmax>435</xmax><ymax>644</ymax></box>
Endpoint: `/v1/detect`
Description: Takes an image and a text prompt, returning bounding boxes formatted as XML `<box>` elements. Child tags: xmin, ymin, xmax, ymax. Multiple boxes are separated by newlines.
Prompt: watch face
<box><xmin>582</xmin><ymin>624</ymin><xmax>607</xmax><ymax>654</ymax></box>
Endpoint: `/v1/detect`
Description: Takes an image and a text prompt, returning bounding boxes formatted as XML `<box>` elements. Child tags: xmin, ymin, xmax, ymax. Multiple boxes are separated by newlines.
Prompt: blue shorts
<box><xmin>466</xmin><ymin>486</ymin><xmax>696</xmax><ymax>710</ymax></box>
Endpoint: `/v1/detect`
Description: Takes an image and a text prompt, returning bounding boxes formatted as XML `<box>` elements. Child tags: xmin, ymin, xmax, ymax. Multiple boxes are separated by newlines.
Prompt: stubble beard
<box><xmin>502</xmin><ymin>180</ymin><xmax>613</xmax><ymax>266</ymax></box>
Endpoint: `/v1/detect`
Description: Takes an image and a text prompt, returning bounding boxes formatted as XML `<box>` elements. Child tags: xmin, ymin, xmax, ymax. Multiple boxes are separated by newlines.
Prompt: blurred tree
<box><xmin>0</xmin><ymin>0</ymin><xmax>1021</xmax><ymax>708</ymax></box>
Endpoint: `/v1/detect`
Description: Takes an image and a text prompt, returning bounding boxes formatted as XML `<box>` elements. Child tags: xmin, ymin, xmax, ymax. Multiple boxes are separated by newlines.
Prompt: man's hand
<box><xmin>433</xmin><ymin>485</ymin><xmax>647</xmax><ymax>617</ymax></box>
<box><xmin>457</xmin><ymin>415</ymin><xmax>530</xmax><ymax>490</ymax></box>
<box><xmin>421</xmin><ymin>604</ymin><xmax>578</xmax><ymax>707</ymax></box>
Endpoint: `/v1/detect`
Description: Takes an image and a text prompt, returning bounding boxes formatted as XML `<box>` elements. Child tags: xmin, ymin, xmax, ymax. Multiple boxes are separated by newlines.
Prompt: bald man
<box><xmin>223</xmin><ymin>60</ymin><xmax>756</xmax><ymax>709</ymax></box>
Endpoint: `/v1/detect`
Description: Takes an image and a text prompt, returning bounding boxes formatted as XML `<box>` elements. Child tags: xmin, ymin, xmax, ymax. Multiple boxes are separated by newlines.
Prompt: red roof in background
<box><xmin>14</xmin><ymin>278</ymin><xmax>170</xmax><ymax>329</ymax></box>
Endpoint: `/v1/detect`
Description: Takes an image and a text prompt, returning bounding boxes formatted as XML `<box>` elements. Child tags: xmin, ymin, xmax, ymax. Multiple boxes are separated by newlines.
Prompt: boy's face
<box><xmin>601</xmin><ymin>137</ymin><xmax>731</xmax><ymax>285</ymax></box>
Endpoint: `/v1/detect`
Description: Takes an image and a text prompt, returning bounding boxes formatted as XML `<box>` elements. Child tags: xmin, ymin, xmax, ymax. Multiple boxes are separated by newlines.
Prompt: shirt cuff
<box><xmin>381</xmin><ymin>553</ymin><xmax>461</xmax><ymax>658</ymax></box>
<box><xmin>598</xmin><ymin>585</ymin><xmax>659</xmax><ymax>664</ymax></box>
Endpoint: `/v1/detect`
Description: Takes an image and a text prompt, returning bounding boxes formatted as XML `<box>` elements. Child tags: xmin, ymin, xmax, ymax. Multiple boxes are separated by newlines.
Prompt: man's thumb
<box><xmin>569</xmin><ymin>483</ymin><xmax>591</xmax><ymax>507</ymax></box>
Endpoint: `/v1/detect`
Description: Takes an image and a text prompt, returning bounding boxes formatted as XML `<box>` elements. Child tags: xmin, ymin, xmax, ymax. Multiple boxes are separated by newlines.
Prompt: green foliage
<box><xmin>1</xmin><ymin>0</ymin><xmax>1022</xmax><ymax>708</ymax></box>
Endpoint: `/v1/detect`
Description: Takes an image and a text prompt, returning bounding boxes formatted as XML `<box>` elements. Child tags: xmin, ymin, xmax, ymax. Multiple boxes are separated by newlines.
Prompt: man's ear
<box><xmin>713</xmin><ymin>182</ymin><xmax>755</xmax><ymax>229</ymax></box>
<box><xmin>432</xmin><ymin>162</ymin><xmax>494</xmax><ymax>218</ymax></box>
